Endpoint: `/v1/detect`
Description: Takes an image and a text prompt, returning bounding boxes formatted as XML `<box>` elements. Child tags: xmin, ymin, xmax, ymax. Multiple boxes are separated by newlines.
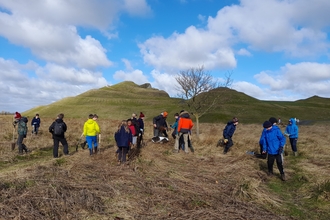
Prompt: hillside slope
<box><xmin>23</xmin><ymin>81</ymin><xmax>330</xmax><ymax>123</ymax></box>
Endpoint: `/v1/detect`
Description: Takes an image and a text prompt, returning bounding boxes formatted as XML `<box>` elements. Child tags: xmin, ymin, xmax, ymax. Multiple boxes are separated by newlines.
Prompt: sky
<box><xmin>1</xmin><ymin>0</ymin><xmax>330</xmax><ymax>113</ymax></box>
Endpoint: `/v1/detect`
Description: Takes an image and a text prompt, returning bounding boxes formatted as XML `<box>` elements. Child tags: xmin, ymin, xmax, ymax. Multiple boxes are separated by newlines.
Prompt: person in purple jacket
<box><xmin>114</xmin><ymin>120</ymin><xmax>133</xmax><ymax>166</ymax></box>
<box><xmin>261</xmin><ymin>120</ymin><xmax>287</xmax><ymax>181</ymax></box>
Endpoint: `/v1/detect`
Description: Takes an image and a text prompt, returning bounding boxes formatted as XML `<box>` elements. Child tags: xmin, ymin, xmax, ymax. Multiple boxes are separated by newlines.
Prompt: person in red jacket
<box><xmin>174</xmin><ymin>111</ymin><xmax>193</xmax><ymax>153</ymax></box>
<box><xmin>127</xmin><ymin>119</ymin><xmax>136</xmax><ymax>147</ymax></box>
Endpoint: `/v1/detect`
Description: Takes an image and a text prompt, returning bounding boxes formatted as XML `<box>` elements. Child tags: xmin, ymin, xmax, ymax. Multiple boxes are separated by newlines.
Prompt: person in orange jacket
<box><xmin>174</xmin><ymin>111</ymin><xmax>194</xmax><ymax>153</ymax></box>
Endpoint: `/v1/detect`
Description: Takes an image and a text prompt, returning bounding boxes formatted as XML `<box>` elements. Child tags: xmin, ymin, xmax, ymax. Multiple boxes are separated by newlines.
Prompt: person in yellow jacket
<box><xmin>83</xmin><ymin>114</ymin><xmax>100</xmax><ymax>155</ymax></box>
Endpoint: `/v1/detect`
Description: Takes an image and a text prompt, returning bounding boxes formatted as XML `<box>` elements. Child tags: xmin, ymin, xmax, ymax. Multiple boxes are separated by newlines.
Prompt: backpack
<box><xmin>54</xmin><ymin>122</ymin><xmax>64</xmax><ymax>135</ymax></box>
<box><xmin>17</xmin><ymin>117</ymin><xmax>28</xmax><ymax>135</ymax></box>
<box><xmin>132</xmin><ymin>118</ymin><xmax>140</xmax><ymax>136</ymax></box>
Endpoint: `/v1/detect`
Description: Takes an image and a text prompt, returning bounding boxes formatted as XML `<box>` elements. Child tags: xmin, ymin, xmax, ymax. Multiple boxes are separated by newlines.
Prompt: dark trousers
<box><xmin>223</xmin><ymin>137</ymin><xmax>233</xmax><ymax>152</ymax></box>
<box><xmin>118</xmin><ymin>147</ymin><xmax>129</xmax><ymax>162</ymax></box>
<box><xmin>255</xmin><ymin>143</ymin><xmax>267</xmax><ymax>159</ymax></box>
<box><xmin>17</xmin><ymin>134</ymin><xmax>27</xmax><ymax>154</ymax></box>
<box><xmin>32</xmin><ymin>126</ymin><xmax>39</xmax><ymax>134</ymax></box>
<box><xmin>289</xmin><ymin>138</ymin><xmax>298</xmax><ymax>152</ymax></box>
<box><xmin>267</xmin><ymin>154</ymin><xmax>284</xmax><ymax>174</ymax></box>
<box><xmin>53</xmin><ymin>137</ymin><xmax>69</xmax><ymax>158</ymax></box>
<box><xmin>154</xmin><ymin>128</ymin><xmax>168</xmax><ymax>137</ymax></box>
<box><xmin>137</xmin><ymin>133</ymin><xmax>143</xmax><ymax>148</ymax></box>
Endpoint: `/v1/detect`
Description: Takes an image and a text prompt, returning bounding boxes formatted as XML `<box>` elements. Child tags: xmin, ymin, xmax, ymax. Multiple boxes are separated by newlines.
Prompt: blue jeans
<box><xmin>86</xmin><ymin>135</ymin><xmax>98</xmax><ymax>150</ymax></box>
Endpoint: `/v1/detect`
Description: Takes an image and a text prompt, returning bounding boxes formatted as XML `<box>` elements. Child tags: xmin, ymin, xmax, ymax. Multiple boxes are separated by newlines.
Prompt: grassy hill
<box><xmin>24</xmin><ymin>81</ymin><xmax>330</xmax><ymax>124</ymax></box>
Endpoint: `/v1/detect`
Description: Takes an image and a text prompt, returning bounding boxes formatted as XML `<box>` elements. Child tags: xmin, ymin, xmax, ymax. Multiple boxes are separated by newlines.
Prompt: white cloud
<box><xmin>113</xmin><ymin>59</ymin><xmax>149</xmax><ymax>84</ymax></box>
<box><xmin>236</xmin><ymin>48</ymin><xmax>252</xmax><ymax>56</ymax></box>
<box><xmin>0</xmin><ymin>15</ymin><xmax>112</xmax><ymax>69</ymax></box>
<box><xmin>0</xmin><ymin>0</ymin><xmax>151</xmax><ymax>69</ymax></box>
<box><xmin>113</xmin><ymin>69</ymin><xmax>149</xmax><ymax>84</ymax></box>
<box><xmin>0</xmin><ymin>0</ymin><xmax>151</xmax><ymax>29</ymax></box>
<box><xmin>139</xmin><ymin>0</ymin><xmax>330</xmax><ymax>74</ymax></box>
<box><xmin>255</xmin><ymin>62</ymin><xmax>330</xmax><ymax>98</ymax></box>
<box><xmin>0</xmin><ymin>58</ymin><xmax>109</xmax><ymax>112</ymax></box>
<box><xmin>123</xmin><ymin>0</ymin><xmax>152</xmax><ymax>16</ymax></box>
<box><xmin>150</xmin><ymin>70</ymin><xmax>179</xmax><ymax>97</ymax></box>
<box><xmin>207</xmin><ymin>0</ymin><xmax>330</xmax><ymax>57</ymax></box>
<box><xmin>197</xmin><ymin>14</ymin><xmax>206</xmax><ymax>23</ymax></box>
<box><xmin>139</xmin><ymin>26</ymin><xmax>237</xmax><ymax>72</ymax></box>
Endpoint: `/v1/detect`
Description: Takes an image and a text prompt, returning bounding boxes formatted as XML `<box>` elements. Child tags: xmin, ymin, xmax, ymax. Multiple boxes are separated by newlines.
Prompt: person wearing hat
<box><xmin>136</xmin><ymin>112</ymin><xmax>145</xmax><ymax>148</ymax></box>
<box><xmin>138</xmin><ymin>112</ymin><xmax>145</xmax><ymax>133</ymax></box>
<box><xmin>152</xmin><ymin>111</ymin><xmax>169</xmax><ymax>138</ymax></box>
<box><xmin>284</xmin><ymin>118</ymin><xmax>299</xmax><ymax>156</ymax></box>
<box><xmin>222</xmin><ymin>117</ymin><xmax>239</xmax><ymax>154</ymax></box>
<box><xmin>13</xmin><ymin>112</ymin><xmax>30</xmax><ymax>154</ymax></box>
<box><xmin>174</xmin><ymin>110</ymin><xmax>194</xmax><ymax>153</ymax></box>
<box><xmin>257</xmin><ymin>117</ymin><xmax>280</xmax><ymax>159</ymax></box>
<box><xmin>260</xmin><ymin>120</ymin><xmax>286</xmax><ymax>181</ymax></box>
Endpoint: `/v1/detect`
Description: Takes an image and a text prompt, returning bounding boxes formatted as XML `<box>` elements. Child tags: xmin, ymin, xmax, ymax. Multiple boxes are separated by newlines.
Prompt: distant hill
<box><xmin>23</xmin><ymin>81</ymin><xmax>330</xmax><ymax>123</ymax></box>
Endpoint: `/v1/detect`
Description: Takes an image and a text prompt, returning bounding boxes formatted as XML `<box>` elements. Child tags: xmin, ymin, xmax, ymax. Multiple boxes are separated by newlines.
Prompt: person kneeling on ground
<box><xmin>222</xmin><ymin>117</ymin><xmax>239</xmax><ymax>154</ymax></box>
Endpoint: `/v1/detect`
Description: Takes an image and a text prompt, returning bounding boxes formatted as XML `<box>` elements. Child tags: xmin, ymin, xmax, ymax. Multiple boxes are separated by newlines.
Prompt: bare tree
<box><xmin>175</xmin><ymin>66</ymin><xmax>233</xmax><ymax>137</ymax></box>
<box><xmin>221</xmin><ymin>70</ymin><xmax>234</xmax><ymax>88</ymax></box>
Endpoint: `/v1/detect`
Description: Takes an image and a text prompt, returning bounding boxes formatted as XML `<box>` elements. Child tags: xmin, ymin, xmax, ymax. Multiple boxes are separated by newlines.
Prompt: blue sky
<box><xmin>1</xmin><ymin>0</ymin><xmax>330</xmax><ymax>112</ymax></box>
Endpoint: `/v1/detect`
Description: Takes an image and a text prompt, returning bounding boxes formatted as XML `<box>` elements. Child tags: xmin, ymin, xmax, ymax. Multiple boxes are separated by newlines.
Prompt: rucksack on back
<box><xmin>54</xmin><ymin>122</ymin><xmax>64</xmax><ymax>135</ymax></box>
<box><xmin>18</xmin><ymin>117</ymin><xmax>28</xmax><ymax>135</ymax></box>
<box><xmin>133</xmin><ymin>121</ymin><xmax>140</xmax><ymax>136</ymax></box>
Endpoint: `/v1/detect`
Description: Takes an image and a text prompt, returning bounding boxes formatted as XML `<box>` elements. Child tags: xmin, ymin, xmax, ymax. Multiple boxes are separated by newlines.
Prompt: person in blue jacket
<box><xmin>256</xmin><ymin>117</ymin><xmax>280</xmax><ymax>159</ymax></box>
<box><xmin>222</xmin><ymin>117</ymin><xmax>239</xmax><ymax>154</ymax></box>
<box><xmin>261</xmin><ymin>120</ymin><xmax>286</xmax><ymax>181</ymax></box>
<box><xmin>115</xmin><ymin>120</ymin><xmax>133</xmax><ymax>166</ymax></box>
<box><xmin>284</xmin><ymin>118</ymin><xmax>299</xmax><ymax>156</ymax></box>
<box><xmin>31</xmin><ymin>113</ymin><xmax>41</xmax><ymax>135</ymax></box>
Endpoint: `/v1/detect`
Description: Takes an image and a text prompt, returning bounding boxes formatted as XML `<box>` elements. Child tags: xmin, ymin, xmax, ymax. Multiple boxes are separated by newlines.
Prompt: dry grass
<box><xmin>0</xmin><ymin>115</ymin><xmax>329</xmax><ymax>219</ymax></box>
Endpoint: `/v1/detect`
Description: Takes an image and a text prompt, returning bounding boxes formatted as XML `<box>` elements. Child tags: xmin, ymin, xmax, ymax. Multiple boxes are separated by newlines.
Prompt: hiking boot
<box><xmin>94</xmin><ymin>147</ymin><xmax>98</xmax><ymax>154</ymax></box>
<box><xmin>293</xmin><ymin>151</ymin><xmax>298</xmax><ymax>156</ymax></box>
<box><xmin>281</xmin><ymin>173</ymin><xmax>286</xmax><ymax>181</ymax></box>
<box><xmin>172</xmin><ymin>149</ymin><xmax>179</xmax><ymax>153</ymax></box>
<box><xmin>267</xmin><ymin>171</ymin><xmax>273</xmax><ymax>176</ymax></box>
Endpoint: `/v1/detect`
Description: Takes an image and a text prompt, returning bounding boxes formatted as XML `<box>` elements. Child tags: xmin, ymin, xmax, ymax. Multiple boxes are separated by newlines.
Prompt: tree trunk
<box><xmin>195</xmin><ymin>116</ymin><xmax>200</xmax><ymax>137</ymax></box>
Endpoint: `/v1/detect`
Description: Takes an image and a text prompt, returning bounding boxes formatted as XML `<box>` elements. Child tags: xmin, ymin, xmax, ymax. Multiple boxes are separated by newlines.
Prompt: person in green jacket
<box><xmin>83</xmin><ymin>114</ymin><xmax>101</xmax><ymax>155</ymax></box>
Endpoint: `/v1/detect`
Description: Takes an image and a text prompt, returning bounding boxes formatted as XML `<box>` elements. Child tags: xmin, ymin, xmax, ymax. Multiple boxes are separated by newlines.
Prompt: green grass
<box><xmin>22</xmin><ymin>81</ymin><xmax>330</xmax><ymax>123</ymax></box>
<box><xmin>264</xmin><ymin>154</ymin><xmax>330</xmax><ymax>220</ymax></box>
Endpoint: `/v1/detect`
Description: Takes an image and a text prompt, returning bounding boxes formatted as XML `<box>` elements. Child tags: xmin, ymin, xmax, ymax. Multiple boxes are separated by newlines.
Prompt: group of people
<box><xmin>114</xmin><ymin>112</ymin><xmax>145</xmax><ymax>165</ymax></box>
<box><xmin>151</xmin><ymin>110</ymin><xmax>195</xmax><ymax>154</ymax></box>
<box><xmin>12</xmin><ymin>110</ymin><xmax>299</xmax><ymax>180</ymax></box>
<box><xmin>217</xmin><ymin>116</ymin><xmax>299</xmax><ymax>181</ymax></box>
<box><xmin>258</xmin><ymin>117</ymin><xmax>299</xmax><ymax>181</ymax></box>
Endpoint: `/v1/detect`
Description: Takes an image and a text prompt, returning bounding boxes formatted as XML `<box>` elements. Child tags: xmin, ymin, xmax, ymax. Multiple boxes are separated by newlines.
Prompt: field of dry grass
<box><xmin>0</xmin><ymin>115</ymin><xmax>329</xmax><ymax>219</ymax></box>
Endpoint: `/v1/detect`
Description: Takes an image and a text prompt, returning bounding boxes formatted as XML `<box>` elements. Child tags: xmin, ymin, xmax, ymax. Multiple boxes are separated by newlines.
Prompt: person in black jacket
<box><xmin>49</xmin><ymin>113</ymin><xmax>69</xmax><ymax>158</ymax></box>
<box><xmin>152</xmin><ymin>111</ymin><xmax>168</xmax><ymax>137</ymax></box>
<box><xmin>222</xmin><ymin>117</ymin><xmax>239</xmax><ymax>154</ymax></box>
<box><xmin>31</xmin><ymin>113</ymin><xmax>41</xmax><ymax>135</ymax></box>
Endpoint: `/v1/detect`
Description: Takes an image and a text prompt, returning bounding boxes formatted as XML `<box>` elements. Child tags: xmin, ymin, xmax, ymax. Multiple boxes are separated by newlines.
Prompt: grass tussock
<box><xmin>0</xmin><ymin>115</ymin><xmax>329</xmax><ymax>219</ymax></box>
